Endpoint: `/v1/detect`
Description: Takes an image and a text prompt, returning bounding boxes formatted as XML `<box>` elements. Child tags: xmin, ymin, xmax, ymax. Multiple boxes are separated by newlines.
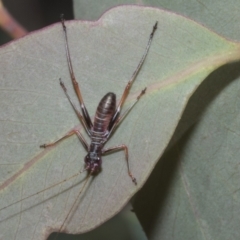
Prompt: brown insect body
<box><xmin>92</xmin><ymin>92</ymin><xmax>116</xmax><ymax>135</ymax></box>
<box><xmin>85</xmin><ymin>92</ymin><xmax>116</xmax><ymax>173</ymax></box>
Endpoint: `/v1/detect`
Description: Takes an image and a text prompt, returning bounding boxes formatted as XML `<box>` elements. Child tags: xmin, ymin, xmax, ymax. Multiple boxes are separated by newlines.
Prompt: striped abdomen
<box><xmin>92</xmin><ymin>92</ymin><xmax>116</xmax><ymax>135</ymax></box>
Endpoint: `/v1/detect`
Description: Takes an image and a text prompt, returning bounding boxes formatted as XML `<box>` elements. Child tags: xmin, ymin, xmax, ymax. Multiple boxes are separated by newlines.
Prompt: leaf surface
<box><xmin>0</xmin><ymin>6</ymin><xmax>239</xmax><ymax>240</ymax></box>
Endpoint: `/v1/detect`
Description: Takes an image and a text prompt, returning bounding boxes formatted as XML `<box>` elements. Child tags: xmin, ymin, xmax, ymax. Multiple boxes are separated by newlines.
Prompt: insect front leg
<box><xmin>40</xmin><ymin>129</ymin><xmax>89</xmax><ymax>151</ymax></box>
<box><xmin>102</xmin><ymin>145</ymin><xmax>137</xmax><ymax>184</ymax></box>
<box><xmin>60</xmin><ymin>15</ymin><xmax>93</xmax><ymax>130</ymax></box>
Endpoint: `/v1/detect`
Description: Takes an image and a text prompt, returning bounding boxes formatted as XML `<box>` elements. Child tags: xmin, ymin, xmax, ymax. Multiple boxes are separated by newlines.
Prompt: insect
<box><xmin>40</xmin><ymin>16</ymin><xmax>158</xmax><ymax>185</ymax></box>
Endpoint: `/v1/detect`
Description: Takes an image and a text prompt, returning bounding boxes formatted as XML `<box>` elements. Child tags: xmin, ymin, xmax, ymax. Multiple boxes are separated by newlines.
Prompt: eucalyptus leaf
<box><xmin>74</xmin><ymin>0</ymin><xmax>240</xmax><ymax>40</ymax></box>
<box><xmin>134</xmin><ymin>61</ymin><xmax>240</xmax><ymax>240</ymax></box>
<box><xmin>0</xmin><ymin>6</ymin><xmax>239</xmax><ymax>240</ymax></box>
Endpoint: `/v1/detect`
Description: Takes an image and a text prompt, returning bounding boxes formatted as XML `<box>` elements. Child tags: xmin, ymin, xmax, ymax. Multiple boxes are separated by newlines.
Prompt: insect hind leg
<box><xmin>108</xmin><ymin>87</ymin><xmax>146</xmax><ymax>137</ymax></box>
<box><xmin>112</xmin><ymin>21</ymin><xmax>158</xmax><ymax>123</ymax></box>
<box><xmin>59</xmin><ymin>78</ymin><xmax>91</xmax><ymax>136</ymax></box>
<box><xmin>60</xmin><ymin>15</ymin><xmax>93</xmax><ymax>130</ymax></box>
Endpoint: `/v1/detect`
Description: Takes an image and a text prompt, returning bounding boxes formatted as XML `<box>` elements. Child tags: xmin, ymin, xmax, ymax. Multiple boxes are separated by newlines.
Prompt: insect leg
<box><xmin>40</xmin><ymin>129</ymin><xmax>89</xmax><ymax>151</ymax></box>
<box><xmin>59</xmin><ymin>78</ymin><xmax>91</xmax><ymax>136</ymax></box>
<box><xmin>60</xmin><ymin>15</ymin><xmax>93</xmax><ymax>130</ymax></box>
<box><xmin>102</xmin><ymin>145</ymin><xmax>137</xmax><ymax>184</ymax></box>
<box><xmin>111</xmin><ymin>21</ymin><xmax>158</xmax><ymax>123</ymax></box>
<box><xmin>108</xmin><ymin>87</ymin><xmax>146</xmax><ymax>137</ymax></box>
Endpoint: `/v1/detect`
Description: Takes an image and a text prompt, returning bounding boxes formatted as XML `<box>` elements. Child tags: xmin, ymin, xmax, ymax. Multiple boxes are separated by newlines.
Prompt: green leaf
<box><xmin>134</xmin><ymin>61</ymin><xmax>240</xmax><ymax>240</ymax></box>
<box><xmin>74</xmin><ymin>2</ymin><xmax>240</xmax><ymax>240</ymax></box>
<box><xmin>73</xmin><ymin>0</ymin><xmax>240</xmax><ymax>41</ymax></box>
<box><xmin>0</xmin><ymin>6</ymin><xmax>239</xmax><ymax>240</ymax></box>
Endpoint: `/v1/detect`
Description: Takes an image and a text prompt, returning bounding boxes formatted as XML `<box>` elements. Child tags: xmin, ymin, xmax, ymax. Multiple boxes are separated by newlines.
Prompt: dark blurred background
<box><xmin>0</xmin><ymin>0</ymin><xmax>73</xmax><ymax>45</ymax></box>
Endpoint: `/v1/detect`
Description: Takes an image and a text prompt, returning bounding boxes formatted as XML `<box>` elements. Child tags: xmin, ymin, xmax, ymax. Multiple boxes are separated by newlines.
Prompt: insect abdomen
<box><xmin>92</xmin><ymin>92</ymin><xmax>116</xmax><ymax>134</ymax></box>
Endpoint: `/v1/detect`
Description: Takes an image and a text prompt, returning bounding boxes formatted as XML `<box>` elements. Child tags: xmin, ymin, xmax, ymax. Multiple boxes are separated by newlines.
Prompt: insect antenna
<box><xmin>53</xmin><ymin>173</ymin><xmax>91</xmax><ymax>240</ymax></box>
<box><xmin>0</xmin><ymin>171</ymin><xmax>81</xmax><ymax>213</ymax></box>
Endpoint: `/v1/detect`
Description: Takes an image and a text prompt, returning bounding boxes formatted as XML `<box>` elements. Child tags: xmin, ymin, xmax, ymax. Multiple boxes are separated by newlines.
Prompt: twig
<box><xmin>0</xmin><ymin>0</ymin><xmax>28</xmax><ymax>39</ymax></box>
